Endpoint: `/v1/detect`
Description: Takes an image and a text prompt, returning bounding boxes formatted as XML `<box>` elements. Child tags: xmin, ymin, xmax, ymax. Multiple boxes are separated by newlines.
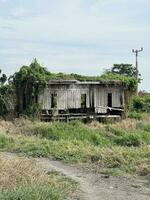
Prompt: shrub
<box><xmin>130</xmin><ymin>95</ymin><xmax>150</xmax><ymax>113</ymax></box>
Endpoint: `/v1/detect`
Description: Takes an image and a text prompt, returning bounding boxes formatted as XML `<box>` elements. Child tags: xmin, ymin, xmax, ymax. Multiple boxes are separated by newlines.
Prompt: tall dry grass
<box><xmin>0</xmin><ymin>153</ymin><xmax>78</xmax><ymax>200</ymax></box>
<box><xmin>0</xmin><ymin>114</ymin><xmax>149</xmax><ymax>136</ymax></box>
<box><xmin>0</xmin><ymin>118</ymin><xmax>39</xmax><ymax>135</ymax></box>
<box><xmin>0</xmin><ymin>154</ymin><xmax>50</xmax><ymax>189</ymax></box>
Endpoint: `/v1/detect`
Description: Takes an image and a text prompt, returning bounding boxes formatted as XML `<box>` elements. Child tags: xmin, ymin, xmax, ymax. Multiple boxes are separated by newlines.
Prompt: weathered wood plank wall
<box><xmin>38</xmin><ymin>83</ymin><xmax>124</xmax><ymax>113</ymax></box>
<box><xmin>94</xmin><ymin>86</ymin><xmax>124</xmax><ymax>113</ymax></box>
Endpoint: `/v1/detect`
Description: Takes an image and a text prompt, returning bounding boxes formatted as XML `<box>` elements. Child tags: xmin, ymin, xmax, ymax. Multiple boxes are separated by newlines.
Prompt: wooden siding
<box><xmin>94</xmin><ymin>86</ymin><xmax>124</xmax><ymax>113</ymax></box>
<box><xmin>39</xmin><ymin>84</ymin><xmax>90</xmax><ymax>110</ymax></box>
<box><xmin>38</xmin><ymin>83</ymin><xmax>124</xmax><ymax>113</ymax></box>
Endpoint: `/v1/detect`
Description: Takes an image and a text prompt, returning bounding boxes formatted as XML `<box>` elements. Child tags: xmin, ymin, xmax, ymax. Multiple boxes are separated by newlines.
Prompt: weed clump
<box><xmin>113</xmin><ymin>133</ymin><xmax>141</xmax><ymax>147</ymax></box>
<box><xmin>0</xmin><ymin>135</ymin><xmax>14</xmax><ymax>148</ymax></box>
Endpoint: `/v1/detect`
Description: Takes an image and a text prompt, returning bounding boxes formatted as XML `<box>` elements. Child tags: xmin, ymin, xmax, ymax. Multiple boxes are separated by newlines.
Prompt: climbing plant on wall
<box><xmin>100</xmin><ymin>73</ymin><xmax>138</xmax><ymax>91</ymax></box>
<box><xmin>12</xmin><ymin>59</ymin><xmax>52</xmax><ymax>115</ymax></box>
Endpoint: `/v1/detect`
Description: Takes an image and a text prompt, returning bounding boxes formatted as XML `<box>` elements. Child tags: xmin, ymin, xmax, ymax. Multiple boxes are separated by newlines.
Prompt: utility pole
<box><xmin>132</xmin><ymin>47</ymin><xmax>143</xmax><ymax>94</ymax></box>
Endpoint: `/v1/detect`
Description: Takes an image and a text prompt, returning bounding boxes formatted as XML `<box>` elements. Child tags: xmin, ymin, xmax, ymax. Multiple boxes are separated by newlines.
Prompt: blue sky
<box><xmin>0</xmin><ymin>0</ymin><xmax>149</xmax><ymax>91</ymax></box>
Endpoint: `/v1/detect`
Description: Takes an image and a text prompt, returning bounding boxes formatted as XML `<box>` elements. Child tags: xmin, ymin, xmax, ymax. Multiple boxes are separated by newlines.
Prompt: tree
<box><xmin>0</xmin><ymin>69</ymin><xmax>7</xmax><ymax>85</ymax></box>
<box><xmin>12</xmin><ymin>58</ymin><xmax>52</xmax><ymax>114</ymax></box>
<box><xmin>0</xmin><ymin>69</ymin><xmax>15</xmax><ymax>116</ymax></box>
<box><xmin>0</xmin><ymin>85</ymin><xmax>15</xmax><ymax>116</ymax></box>
<box><xmin>102</xmin><ymin>63</ymin><xmax>140</xmax><ymax>92</ymax></box>
<box><xmin>106</xmin><ymin>64</ymin><xmax>139</xmax><ymax>78</ymax></box>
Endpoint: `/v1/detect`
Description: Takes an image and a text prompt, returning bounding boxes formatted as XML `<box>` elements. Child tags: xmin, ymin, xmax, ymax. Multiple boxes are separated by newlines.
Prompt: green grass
<box><xmin>33</xmin><ymin>121</ymin><xmax>108</xmax><ymax>146</ymax></box>
<box><xmin>0</xmin><ymin>119</ymin><xmax>150</xmax><ymax>176</ymax></box>
<box><xmin>0</xmin><ymin>135</ymin><xmax>14</xmax><ymax>148</ymax></box>
<box><xmin>0</xmin><ymin>184</ymin><xmax>65</xmax><ymax>200</ymax></box>
<box><xmin>128</xmin><ymin>111</ymin><xmax>143</xmax><ymax>120</ymax></box>
<box><xmin>0</xmin><ymin>180</ymin><xmax>78</xmax><ymax>200</ymax></box>
<box><xmin>111</xmin><ymin>131</ymin><xmax>150</xmax><ymax>147</ymax></box>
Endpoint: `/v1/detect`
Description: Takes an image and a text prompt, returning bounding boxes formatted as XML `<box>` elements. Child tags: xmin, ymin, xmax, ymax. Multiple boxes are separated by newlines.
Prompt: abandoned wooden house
<box><xmin>38</xmin><ymin>80</ymin><xmax>127</xmax><ymax>121</ymax></box>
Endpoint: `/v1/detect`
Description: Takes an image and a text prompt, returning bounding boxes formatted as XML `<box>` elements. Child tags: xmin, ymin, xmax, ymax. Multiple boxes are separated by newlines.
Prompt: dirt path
<box><xmin>36</xmin><ymin>158</ymin><xmax>150</xmax><ymax>200</ymax></box>
<box><xmin>2</xmin><ymin>153</ymin><xmax>150</xmax><ymax>200</ymax></box>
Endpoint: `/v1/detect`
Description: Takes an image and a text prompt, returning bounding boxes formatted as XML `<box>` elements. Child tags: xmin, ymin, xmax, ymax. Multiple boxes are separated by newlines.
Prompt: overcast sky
<box><xmin>0</xmin><ymin>0</ymin><xmax>149</xmax><ymax>91</ymax></box>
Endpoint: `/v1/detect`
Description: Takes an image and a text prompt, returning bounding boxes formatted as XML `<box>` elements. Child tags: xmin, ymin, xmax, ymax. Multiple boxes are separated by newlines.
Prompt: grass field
<box><xmin>0</xmin><ymin>153</ymin><xmax>78</xmax><ymax>200</ymax></box>
<box><xmin>0</xmin><ymin>116</ymin><xmax>150</xmax><ymax>177</ymax></box>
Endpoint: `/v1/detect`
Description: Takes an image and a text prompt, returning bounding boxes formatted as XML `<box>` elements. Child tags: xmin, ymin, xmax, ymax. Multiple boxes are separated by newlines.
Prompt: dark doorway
<box><xmin>81</xmin><ymin>94</ymin><xmax>86</xmax><ymax>108</ymax></box>
<box><xmin>90</xmin><ymin>90</ymin><xmax>94</xmax><ymax>108</ymax></box>
<box><xmin>120</xmin><ymin>94</ymin><xmax>123</xmax><ymax>106</ymax></box>
<box><xmin>51</xmin><ymin>94</ymin><xmax>57</xmax><ymax>108</ymax></box>
<box><xmin>107</xmin><ymin>93</ymin><xmax>112</xmax><ymax>107</ymax></box>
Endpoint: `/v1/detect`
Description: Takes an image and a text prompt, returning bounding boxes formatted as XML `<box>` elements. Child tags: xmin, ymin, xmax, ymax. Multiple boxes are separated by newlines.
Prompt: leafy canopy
<box><xmin>12</xmin><ymin>59</ymin><xmax>52</xmax><ymax>114</ymax></box>
<box><xmin>0</xmin><ymin>69</ymin><xmax>7</xmax><ymax>85</ymax></box>
<box><xmin>13</xmin><ymin>58</ymin><xmax>52</xmax><ymax>91</ymax></box>
<box><xmin>0</xmin><ymin>70</ymin><xmax>14</xmax><ymax>115</ymax></box>
<box><xmin>106</xmin><ymin>64</ymin><xmax>138</xmax><ymax>77</ymax></box>
<box><xmin>100</xmin><ymin>73</ymin><xmax>138</xmax><ymax>91</ymax></box>
<box><xmin>101</xmin><ymin>64</ymin><xmax>138</xmax><ymax>91</ymax></box>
